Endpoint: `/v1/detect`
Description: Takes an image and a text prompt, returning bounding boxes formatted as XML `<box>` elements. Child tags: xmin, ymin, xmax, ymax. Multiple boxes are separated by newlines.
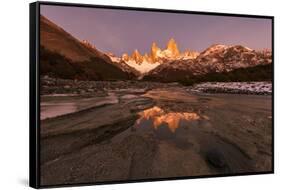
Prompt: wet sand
<box><xmin>40</xmin><ymin>86</ymin><xmax>272</xmax><ymax>186</ymax></box>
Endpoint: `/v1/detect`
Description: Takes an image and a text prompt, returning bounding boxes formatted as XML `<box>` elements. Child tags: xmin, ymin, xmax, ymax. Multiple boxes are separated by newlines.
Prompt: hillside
<box><xmin>41</xmin><ymin>46</ymin><xmax>138</xmax><ymax>80</ymax></box>
<box><xmin>40</xmin><ymin>15</ymin><xmax>137</xmax><ymax>80</ymax></box>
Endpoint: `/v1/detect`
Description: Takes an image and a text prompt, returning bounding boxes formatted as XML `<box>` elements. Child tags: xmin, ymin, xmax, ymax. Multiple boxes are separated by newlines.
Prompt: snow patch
<box><xmin>202</xmin><ymin>44</ymin><xmax>228</xmax><ymax>56</ymax></box>
<box><xmin>125</xmin><ymin>60</ymin><xmax>160</xmax><ymax>73</ymax></box>
<box><xmin>190</xmin><ymin>82</ymin><xmax>272</xmax><ymax>95</ymax></box>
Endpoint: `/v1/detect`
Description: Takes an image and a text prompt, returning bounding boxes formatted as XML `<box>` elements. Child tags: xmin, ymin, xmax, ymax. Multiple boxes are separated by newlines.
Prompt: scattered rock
<box><xmin>190</xmin><ymin>82</ymin><xmax>272</xmax><ymax>95</ymax></box>
<box><xmin>41</xmin><ymin>76</ymin><xmax>180</xmax><ymax>95</ymax></box>
<box><xmin>206</xmin><ymin>149</ymin><xmax>226</xmax><ymax>168</ymax></box>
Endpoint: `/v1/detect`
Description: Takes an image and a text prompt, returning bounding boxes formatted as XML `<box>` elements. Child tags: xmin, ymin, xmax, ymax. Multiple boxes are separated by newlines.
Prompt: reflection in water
<box><xmin>41</xmin><ymin>102</ymin><xmax>77</xmax><ymax>120</ymax></box>
<box><xmin>136</xmin><ymin>106</ymin><xmax>200</xmax><ymax>132</ymax></box>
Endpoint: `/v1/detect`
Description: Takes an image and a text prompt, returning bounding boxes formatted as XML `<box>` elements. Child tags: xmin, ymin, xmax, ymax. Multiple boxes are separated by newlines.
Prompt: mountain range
<box><xmin>107</xmin><ymin>38</ymin><xmax>199</xmax><ymax>74</ymax></box>
<box><xmin>40</xmin><ymin>15</ymin><xmax>272</xmax><ymax>83</ymax></box>
<box><xmin>144</xmin><ymin>44</ymin><xmax>272</xmax><ymax>82</ymax></box>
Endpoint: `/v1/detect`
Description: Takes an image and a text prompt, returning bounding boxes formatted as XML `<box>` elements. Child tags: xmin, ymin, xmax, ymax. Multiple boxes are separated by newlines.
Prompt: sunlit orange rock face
<box><xmin>131</xmin><ymin>49</ymin><xmax>143</xmax><ymax>64</ymax></box>
<box><xmin>121</xmin><ymin>53</ymin><xmax>130</xmax><ymax>62</ymax></box>
<box><xmin>136</xmin><ymin>106</ymin><xmax>200</xmax><ymax>132</ymax></box>
<box><xmin>182</xmin><ymin>49</ymin><xmax>200</xmax><ymax>59</ymax></box>
<box><xmin>166</xmin><ymin>38</ymin><xmax>180</xmax><ymax>57</ymax></box>
<box><xmin>143</xmin><ymin>53</ymin><xmax>153</xmax><ymax>63</ymax></box>
<box><xmin>150</xmin><ymin>42</ymin><xmax>161</xmax><ymax>63</ymax></box>
<box><xmin>121</xmin><ymin>38</ymin><xmax>199</xmax><ymax>65</ymax></box>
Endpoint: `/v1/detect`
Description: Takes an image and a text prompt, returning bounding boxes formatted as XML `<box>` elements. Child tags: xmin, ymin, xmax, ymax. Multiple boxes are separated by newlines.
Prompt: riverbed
<box><xmin>40</xmin><ymin>85</ymin><xmax>272</xmax><ymax>185</ymax></box>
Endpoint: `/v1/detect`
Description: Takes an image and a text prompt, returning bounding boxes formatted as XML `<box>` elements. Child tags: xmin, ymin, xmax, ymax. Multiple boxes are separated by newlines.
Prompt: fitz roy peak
<box><xmin>108</xmin><ymin>38</ymin><xmax>199</xmax><ymax>73</ymax></box>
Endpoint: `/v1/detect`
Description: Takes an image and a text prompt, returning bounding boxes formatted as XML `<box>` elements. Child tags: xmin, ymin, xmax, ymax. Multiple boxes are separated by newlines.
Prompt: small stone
<box><xmin>206</xmin><ymin>149</ymin><xmax>226</xmax><ymax>168</ymax></box>
<box><xmin>79</xmin><ymin>89</ymin><xmax>86</xmax><ymax>94</ymax></box>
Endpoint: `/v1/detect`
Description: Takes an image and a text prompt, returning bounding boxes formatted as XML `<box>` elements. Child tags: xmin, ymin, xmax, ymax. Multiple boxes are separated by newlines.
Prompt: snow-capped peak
<box><xmin>110</xmin><ymin>39</ymin><xmax>200</xmax><ymax>74</ymax></box>
<box><xmin>201</xmin><ymin>44</ymin><xmax>229</xmax><ymax>56</ymax></box>
<box><xmin>118</xmin><ymin>38</ymin><xmax>199</xmax><ymax>73</ymax></box>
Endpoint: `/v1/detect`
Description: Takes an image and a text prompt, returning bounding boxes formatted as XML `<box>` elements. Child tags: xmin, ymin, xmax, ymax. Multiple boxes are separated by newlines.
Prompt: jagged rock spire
<box><xmin>131</xmin><ymin>49</ymin><xmax>143</xmax><ymax>64</ymax></box>
<box><xmin>167</xmin><ymin>38</ymin><xmax>180</xmax><ymax>57</ymax></box>
<box><xmin>151</xmin><ymin>42</ymin><xmax>161</xmax><ymax>63</ymax></box>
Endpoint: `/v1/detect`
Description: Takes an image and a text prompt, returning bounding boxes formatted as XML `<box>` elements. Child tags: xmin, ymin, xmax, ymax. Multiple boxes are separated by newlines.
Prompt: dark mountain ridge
<box><xmin>40</xmin><ymin>15</ymin><xmax>138</xmax><ymax>80</ymax></box>
<box><xmin>144</xmin><ymin>44</ymin><xmax>272</xmax><ymax>83</ymax></box>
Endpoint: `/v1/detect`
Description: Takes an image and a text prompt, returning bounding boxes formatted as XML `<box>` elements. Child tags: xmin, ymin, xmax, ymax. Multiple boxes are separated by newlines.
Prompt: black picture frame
<box><xmin>30</xmin><ymin>1</ymin><xmax>274</xmax><ymax>188</ymax></box>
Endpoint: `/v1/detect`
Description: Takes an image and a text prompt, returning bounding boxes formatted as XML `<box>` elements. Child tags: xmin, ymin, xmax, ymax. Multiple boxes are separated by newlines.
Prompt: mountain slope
<box><xmin>40</xmin><ymin>15</ymin><xmax>137</xmax><ymax>80</ymax></box>
<box><xmin>40</xmin><ymin>46</ymin><xmax>136</xmax><ymax>80</ymax></box>
<box><xmin>144</xmin><ymin>44</ymin><xmax>272</xmax><ymax>82</ymax></box>
<box><xmin>40</xmin><ymin>15</ymin><xmax>108</xmax><ymax>62</ymax></box>
<box><xmin>180</xmin><ymin>64</ymin><xmax>272</xmax><ymax>86</ymax></box>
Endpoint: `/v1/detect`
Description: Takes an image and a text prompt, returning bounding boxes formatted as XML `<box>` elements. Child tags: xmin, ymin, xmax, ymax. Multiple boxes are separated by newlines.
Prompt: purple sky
<box><xmin>41</xmin><ymin>5</ymin><xmax>272</xmax><ymax>56</ymax></box>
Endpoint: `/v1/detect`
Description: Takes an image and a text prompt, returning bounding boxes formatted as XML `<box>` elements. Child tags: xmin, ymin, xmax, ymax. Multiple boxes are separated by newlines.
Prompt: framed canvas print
<box><xmin>29</xmin><ymin>1</ymin><xmax>274</xmax><ymax>188</ymax></box>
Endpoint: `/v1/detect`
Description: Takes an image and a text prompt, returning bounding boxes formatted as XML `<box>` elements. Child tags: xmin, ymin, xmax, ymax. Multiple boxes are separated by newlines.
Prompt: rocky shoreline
<box><xmin>40</xmin><ymin>75</ymin><xmax>179</xmax><ymax>95</ymax></box>
<box><xmin>188</xmin><ymin>82</ymin><xmax>272</xmax><ymax>95</ymax></box>
<box><xmin>41</xmin><ymin>76</ymin><xmax>272</xmax><ymax>96</ymax></box>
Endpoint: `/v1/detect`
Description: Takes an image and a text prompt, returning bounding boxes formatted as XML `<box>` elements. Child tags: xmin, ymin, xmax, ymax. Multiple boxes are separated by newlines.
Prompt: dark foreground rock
<box><xmin>206</xmin><ymin>149</ymin><xmax>227</xmax><ymax>168</ymax></box>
